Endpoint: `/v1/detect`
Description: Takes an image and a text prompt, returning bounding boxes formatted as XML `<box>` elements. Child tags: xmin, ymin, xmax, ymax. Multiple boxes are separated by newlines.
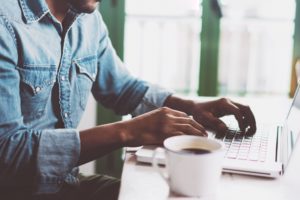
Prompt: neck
<box><xmin>46</xmin><ymin>0</ymin><xmax>70</xmax><ymax>22</ymax></box>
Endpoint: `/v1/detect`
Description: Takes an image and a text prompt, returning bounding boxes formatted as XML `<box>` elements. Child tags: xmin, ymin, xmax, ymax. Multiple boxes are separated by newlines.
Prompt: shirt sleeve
<box><xmin>92</xmin><ymin>12</ymin><xmax>150</xmax><ymax>115</ymax></box>
<box><xmin>35</xmin><ymin>129</ymin><xmax>80</xmax><ymax>194</ymax></box>
<box><xmin>0</xmin><ymin>18</ymin><xmax>80</xmax><ymax>194</ymax></box>
<box><xmin>131</xmin><ymin>84</ymin><xmax>173</xmax><ymax>116</ymax></box>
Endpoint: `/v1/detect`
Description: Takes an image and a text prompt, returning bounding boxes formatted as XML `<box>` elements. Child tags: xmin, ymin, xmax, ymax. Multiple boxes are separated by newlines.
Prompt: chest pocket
<box><xmin>18</xmin><ymin>65</ymin><xmax>57</xmax><ymax>122</ymax></box>
<box><xmin>73</xmin><ymin>55</ymin><xmax>98</xmax><ymax>110</ymax></box>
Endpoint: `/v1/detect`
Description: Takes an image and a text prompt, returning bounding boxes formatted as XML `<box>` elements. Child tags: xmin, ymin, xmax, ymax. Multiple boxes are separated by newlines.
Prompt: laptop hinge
<box><xmin>275</xmin><ymin>126</ymin><xmax>281</xmax><ymax>162</ymax></box>
<box><xmin>279</xmin><ymin>123</ymin><xmax>290</xmax><ymax>172</ymax></box>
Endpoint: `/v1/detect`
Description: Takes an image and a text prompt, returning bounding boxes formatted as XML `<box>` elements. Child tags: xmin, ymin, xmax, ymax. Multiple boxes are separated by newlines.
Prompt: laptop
<box><xmin>135</xmin><ymin>85</ymin><xmax>300</xmax><ymax>178</ymax></box>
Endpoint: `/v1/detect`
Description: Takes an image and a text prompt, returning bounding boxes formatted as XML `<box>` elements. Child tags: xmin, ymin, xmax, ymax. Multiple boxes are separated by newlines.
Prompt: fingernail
<box><xmin>218</xmin><ymin>125</ymin><xmax>227</xmax><ymax>133</ymax></box>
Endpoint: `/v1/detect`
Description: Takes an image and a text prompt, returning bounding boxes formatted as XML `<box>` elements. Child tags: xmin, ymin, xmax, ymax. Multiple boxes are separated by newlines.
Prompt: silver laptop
<box><xmin>135</xmin><ymin>86</ymin><xmax>300</xmax><ymax>178</ymax></box>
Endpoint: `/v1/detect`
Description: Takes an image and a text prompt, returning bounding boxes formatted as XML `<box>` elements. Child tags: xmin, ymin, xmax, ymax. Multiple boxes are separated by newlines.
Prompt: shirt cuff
<box><xmin>131</xmin><ymin>84</ymin><xmax>173</xmax><ymax>116</ymax></box>
<box><xmin>34</xmin><ymin>129</ymin><xmax>80</xmax><ymax>194</ymax></box>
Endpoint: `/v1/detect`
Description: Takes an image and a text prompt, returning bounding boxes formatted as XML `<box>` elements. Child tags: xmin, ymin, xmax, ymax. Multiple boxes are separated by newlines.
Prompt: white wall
<box><xmin>78</xmin><ymin>96</ymin><xmax>97</xmax><ymax>176</ymax></box>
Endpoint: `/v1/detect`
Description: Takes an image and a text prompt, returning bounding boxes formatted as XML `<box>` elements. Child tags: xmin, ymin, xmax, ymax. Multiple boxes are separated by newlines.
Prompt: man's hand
<box><xmin>164</xmin><ymin>96</ymin><xmax>257</xmax><ymax>137</ymax></box>
<box><xmin>190</xmin><ymin>98</ymin><xmax>257</xmax><ymax>136</ymax></box>
<box><xmin>122</xmin><ymin>107</ymin><xmax>208</xmax><ymax>146</ymax></box>
<box><xmin>79</xmin><ymin>106</ymin><xmax>207</xmax><ymax>164</ymax></box>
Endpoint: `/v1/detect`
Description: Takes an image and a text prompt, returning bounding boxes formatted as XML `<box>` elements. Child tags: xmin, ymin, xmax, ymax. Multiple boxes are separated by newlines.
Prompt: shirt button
<box><xmin>64</xmin><ymin>113</ymin><xmax>69</xmax><ymax>118</ymax></box>
<box><xmin>35</xmin><ymin>87</ymin><xmax>41</xmax><ymax>92</ymax></box>
<box><xmin>61</xmin><ymin>76</ymin><xmax>66</xmax><ymax>81</ymax></box>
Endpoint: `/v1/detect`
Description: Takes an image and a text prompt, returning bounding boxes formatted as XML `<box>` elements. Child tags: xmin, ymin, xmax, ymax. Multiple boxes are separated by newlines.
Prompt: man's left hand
<box><xmin>164</xmin><ymin>96</ymin><xmax>257</xmax><ymax>136</ymax></box>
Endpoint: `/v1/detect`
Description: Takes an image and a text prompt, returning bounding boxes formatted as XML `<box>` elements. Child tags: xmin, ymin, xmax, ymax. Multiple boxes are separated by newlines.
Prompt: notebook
<box><xmin>135</xmin><ymin>85</ymin><xmax>300</xmax><ymax>178</ymax></box>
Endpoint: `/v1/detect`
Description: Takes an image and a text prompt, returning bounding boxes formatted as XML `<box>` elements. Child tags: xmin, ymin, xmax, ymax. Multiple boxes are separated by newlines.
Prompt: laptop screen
<box><xmin>286</xmin><ymin>86</ymin><xmax>300</xmax><ymax>156</ymax></box>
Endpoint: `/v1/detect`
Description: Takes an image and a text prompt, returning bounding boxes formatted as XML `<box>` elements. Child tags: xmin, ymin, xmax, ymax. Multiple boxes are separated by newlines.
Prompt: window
<box><xmin>124</xmin><ymin>0</ymin><xmax>297</xmax><ymax>97</ymax></box>
<box><xmin>124</xmin><ymin>0</ymin><xmax>201</xmax><ymax>95</ymax></box>
<box><xmin>218</xmin><ymin>0</ymin><xmax>296</xmax><ymax>96</ymax></box>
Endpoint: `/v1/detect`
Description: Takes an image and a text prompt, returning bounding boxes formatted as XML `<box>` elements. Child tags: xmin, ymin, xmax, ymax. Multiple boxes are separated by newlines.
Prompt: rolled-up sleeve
<box><xmin>35</xmin><ymin>129</ymin><xmax>80</xmax><ymax>194</ymax></box>
<box><xmin>0</xmin><ymin>19</ymin><xmax>80</xmax><ymax>194</ymax></box>
<box><xmin>131</xmin><ymin>84</ymin><xmax>173</xmax><ymax>116</ymax></box>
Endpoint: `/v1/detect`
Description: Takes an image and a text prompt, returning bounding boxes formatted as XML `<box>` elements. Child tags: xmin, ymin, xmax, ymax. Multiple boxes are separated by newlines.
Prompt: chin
<box><xmin>69</xmin><ymin>0</ymin><xmax>99</xmax><ymax>13</ymax></box>
<box><xmin>77</xmin><ymin>4</ymin><xmax>98</xmax><ymax>13</ymax></box>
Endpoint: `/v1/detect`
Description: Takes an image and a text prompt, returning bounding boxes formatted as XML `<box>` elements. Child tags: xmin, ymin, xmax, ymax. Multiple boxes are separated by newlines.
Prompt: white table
<box><xmin>118</xmin><ymin>97</ymin><xmax>300</xmax><ymax>200</ymax></box>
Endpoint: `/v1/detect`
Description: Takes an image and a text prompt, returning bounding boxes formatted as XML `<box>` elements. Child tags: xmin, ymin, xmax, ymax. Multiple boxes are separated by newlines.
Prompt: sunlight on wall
<box><xmin>78</xmin><ymin>96</ymin><xmax>97</xmax><ymax>175</ymax></box>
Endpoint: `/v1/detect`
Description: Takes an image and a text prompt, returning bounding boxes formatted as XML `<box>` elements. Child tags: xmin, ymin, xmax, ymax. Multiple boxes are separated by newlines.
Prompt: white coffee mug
<box><xmin>152</xmin><ymin>135</ymin><xmax>225</xmax><ymax>197</ymax></box>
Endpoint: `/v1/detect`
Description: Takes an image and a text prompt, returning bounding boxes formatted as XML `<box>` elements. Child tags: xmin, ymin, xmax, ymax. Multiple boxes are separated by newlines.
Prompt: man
<box><xmin>0</xmin><ymin>0</ymin><xmax>256</xmax><ymax>199</ymax></box>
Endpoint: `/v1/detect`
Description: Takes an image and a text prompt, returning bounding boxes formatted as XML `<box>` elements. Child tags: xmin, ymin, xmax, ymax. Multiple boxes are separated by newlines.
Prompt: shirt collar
<box><xmin>19</xmin><ymin>0</ymin><xmax>50</xmax><ymax>23</ymax></box>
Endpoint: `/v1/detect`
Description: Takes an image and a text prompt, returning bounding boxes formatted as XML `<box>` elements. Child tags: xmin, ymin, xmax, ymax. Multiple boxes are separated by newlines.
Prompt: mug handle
<box><xmin>152</xmin><ymin>147</ymin><xmax>169</xmax><ymax>183</ymax></box>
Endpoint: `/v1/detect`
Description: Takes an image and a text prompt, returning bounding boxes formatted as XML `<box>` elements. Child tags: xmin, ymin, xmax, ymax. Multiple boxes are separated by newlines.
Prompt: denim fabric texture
<box><xmin>0</xmin><ymin>0</ymin><xmax>171</xmax><ymax>195</ymax></box>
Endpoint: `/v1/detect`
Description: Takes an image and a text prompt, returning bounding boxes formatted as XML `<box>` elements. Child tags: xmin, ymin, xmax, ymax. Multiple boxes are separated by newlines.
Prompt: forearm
<box><xmin>163</xmin><ymin>95</ymin><xmax>196</xmax><ymax>115</ymax></box>
<box><xmin>78</xmin><ymin>121</ymin><xmax>127</xmax><ymax>165</ymax></box>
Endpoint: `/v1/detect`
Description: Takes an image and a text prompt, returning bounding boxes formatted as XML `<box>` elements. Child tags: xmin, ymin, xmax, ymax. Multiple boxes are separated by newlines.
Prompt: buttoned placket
<box><xmin>58</xmin><ymin>43</ymin><xmax>72</xmax><ymax>127</ymax></box>
<box><xmin>56</xmin><ymin>11</ymin><xmax>79</xmax><ymax>128</ymax></box>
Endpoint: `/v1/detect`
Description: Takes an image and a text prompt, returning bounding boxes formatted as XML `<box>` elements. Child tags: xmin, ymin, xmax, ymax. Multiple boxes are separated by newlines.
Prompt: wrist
<box><xmin>117</xmin><ymin>120</ymin><xmax>135</xmax><ymax>147</ymax></box>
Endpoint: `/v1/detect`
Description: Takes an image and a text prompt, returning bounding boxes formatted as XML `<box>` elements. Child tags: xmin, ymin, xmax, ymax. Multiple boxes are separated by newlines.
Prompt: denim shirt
<box><xmin>0</xmin><ymin>0</ymin><xmax>171</xmax><ymax>194</ymax></box>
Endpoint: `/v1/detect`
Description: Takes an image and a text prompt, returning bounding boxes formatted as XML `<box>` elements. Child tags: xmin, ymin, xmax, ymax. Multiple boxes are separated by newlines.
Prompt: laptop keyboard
<box><xmin>214</xmin><ymin>128</ymin><xmax>269</xmax><ymax>162</ymax></box>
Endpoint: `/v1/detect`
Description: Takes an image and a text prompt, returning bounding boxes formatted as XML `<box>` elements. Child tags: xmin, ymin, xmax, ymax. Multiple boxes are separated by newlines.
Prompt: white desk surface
<box><xmin>118</xmin><ymin>97</ymin><xmax>300</xmax><ymax>200</ymax></box>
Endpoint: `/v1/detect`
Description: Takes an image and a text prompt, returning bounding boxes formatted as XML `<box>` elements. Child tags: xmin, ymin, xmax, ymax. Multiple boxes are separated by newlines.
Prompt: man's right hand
<box><xmin>79</xmin><ymin>107</ymin><xmax>207</xmax><ymax>165</ymax></box>
<box><xmin>122</xmin><ymin>107</ymin><xmax>208</xmax><ymax>147</ymax></box>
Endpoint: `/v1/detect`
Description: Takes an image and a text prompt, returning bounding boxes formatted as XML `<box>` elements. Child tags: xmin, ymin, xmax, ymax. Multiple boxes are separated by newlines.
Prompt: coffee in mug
<box><xmin>176</xmin><ymin>147</ymin><xmax>211</xmax><ymax>154</ymax></box>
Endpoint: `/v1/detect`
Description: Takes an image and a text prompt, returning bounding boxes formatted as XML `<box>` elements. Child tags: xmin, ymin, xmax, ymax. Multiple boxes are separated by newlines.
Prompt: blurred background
<box><xmin>79</xmin><ymin>0</ymin><xmax>300</xmax><ymax>177</ymax></box>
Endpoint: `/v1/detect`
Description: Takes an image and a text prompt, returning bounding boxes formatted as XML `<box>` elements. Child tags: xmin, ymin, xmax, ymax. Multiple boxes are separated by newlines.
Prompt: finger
<box><xmin>170</xmin><ymin>131</ymin><xmax>185</xmax><ymax>137</ymax></box>
<box><xmin>151</xmin><ymin>132</ymin><xmax>185</xmax><ymax>145</ymax></box>
<box><xmin>222</xmin><ymin>101</ymin><xmax>247</xmax><ymax>131</ymax></box>
<box><xmin>173</xmin><ymin>117</ymin><xmax>207</xmax><ymax>135</ymax></box>
<box><xmin>174</xmin><ymin>124</ymin><xmax>208</xmax><ymax>137</ymax></box>
<box><xmin>233</xmin><ymin>102</ymin><xmax>257</xmax><ymax>135</ymax></box>
<box><xmin>161</xmin><ymin>131</ymin><xmax>185</xmax><ymax>140</ymax></box>
<box><xmin>198</xmin><ymin>112</ymin><xmax>228</xmax><ymax>136</ymax></box>
<box><xmin>160</xmin><ymin>107</ymin><xmax>189</xmax><ymax>118</ymax></box>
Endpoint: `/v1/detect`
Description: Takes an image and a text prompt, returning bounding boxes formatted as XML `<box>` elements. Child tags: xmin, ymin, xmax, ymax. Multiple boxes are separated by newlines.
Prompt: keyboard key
<box><xmin>226</xmin><ymin>153</ymin><xmax>238</xmax><ymax>159</ymax></box>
